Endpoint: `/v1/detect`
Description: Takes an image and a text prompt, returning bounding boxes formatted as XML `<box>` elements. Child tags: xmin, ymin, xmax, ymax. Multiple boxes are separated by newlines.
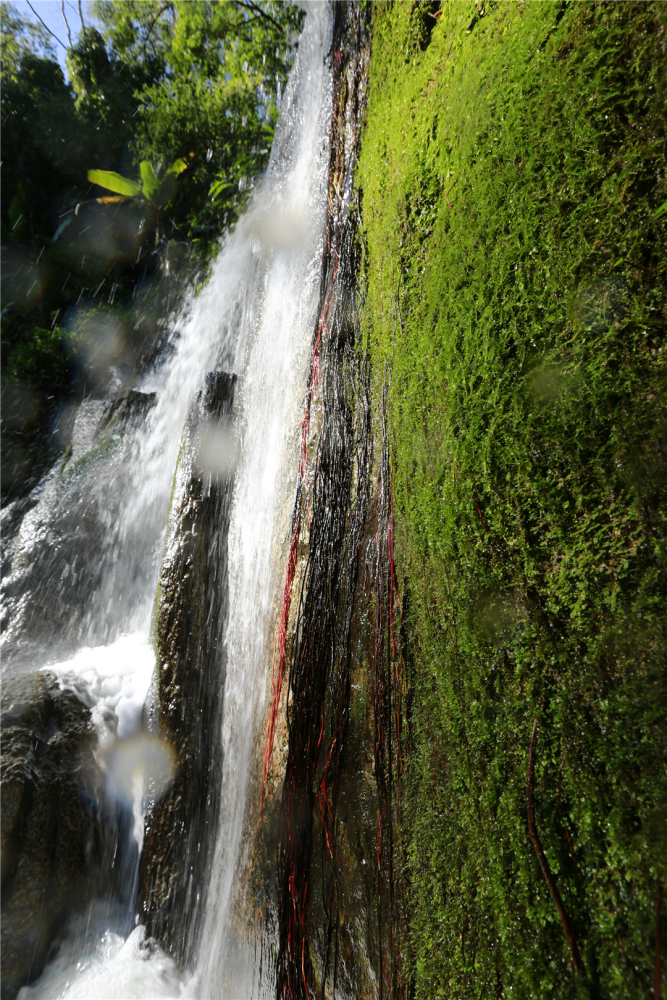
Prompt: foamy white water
<box><xmin>17</xmin><ymin>904</ymin><xmax>188</xmax><ymax>1000</ymax></box>
<box><xmin>46</xmin><ymin>633</ymin><xmax>155</xmax><ymax>742</ymax></box>
<box><xmin>21</xmin><ymin>4</ymin><xmax>332</xmax><ymax>997</ymax></box>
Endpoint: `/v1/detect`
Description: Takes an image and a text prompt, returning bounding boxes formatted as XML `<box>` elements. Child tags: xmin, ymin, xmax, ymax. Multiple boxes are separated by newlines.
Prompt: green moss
<box><xmin>358</xmin><ymin>2</ymin><xmax>667</xmax><ymax>997</ymax></box>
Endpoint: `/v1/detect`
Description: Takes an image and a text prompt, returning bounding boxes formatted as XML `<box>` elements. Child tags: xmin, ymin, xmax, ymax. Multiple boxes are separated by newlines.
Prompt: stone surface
<box><xmin>68</xmin><ymin>400</ymin><xmax>107</xmax><ymax>464</ymax></box>
<box><xmin>0</xmin><ymin>389</ymin><xmax>157</xmax><ymax>668</ymax></box>
<box><xmin>138</xmin><ymin>371</ymin><xmax>236</xmax><ymax>966</ymax></box>
<box><xmin>0</xmin><ymin>672</ymin><xmax>108</xmax><ymax>1000</ymax></box>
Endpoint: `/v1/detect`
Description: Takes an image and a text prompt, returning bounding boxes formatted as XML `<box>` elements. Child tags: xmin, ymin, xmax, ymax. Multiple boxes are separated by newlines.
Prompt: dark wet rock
<box><xmin>1</xmin><ymin>417</ymin><xmax>61</xmax><ymax>512</ymax></box>
<box><xmin>138</xmin><ymin>371</ymin><xmax>236</xmax><ymax>966</ymax></box>
<box><xmin>58</xmin><ymin>389</ymin><xmax>157</xmax><ymax>471</ymax></box>
<box><xmin>0</xmin><ymin>384</ymin><xmax>80</xmax><ymax>510</ymax></box>
<box><xmin>0</xmin><ymin>672</ymin><xmax>108</xmax><ymax>1000</ymax></box>
<box><xmin>97</xmin><ymin>389</ymin><xmax>157</xmax><ymax>437</ymax></box>
<box><xmin>1</xmin><ymin>496</ymin><xmax>40</xmax><ymax>581</ymax></box>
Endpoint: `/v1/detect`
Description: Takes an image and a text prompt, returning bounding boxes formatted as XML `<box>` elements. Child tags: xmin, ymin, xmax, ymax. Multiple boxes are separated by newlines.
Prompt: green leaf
<box><xmin>654</xmin><ymin>199</ymin><xmax>667</xmax><ymax>220</ymax></box>
<box><xmin>87</xmin><ymin>169</ymin><xmax>141</xmax><ymax>198</ymax></box>
<box><xmin>139</xmin><ymin>160</ymin><xmax>160</xmax><ymax>203</ymax></box>
<box><xmin>209</xmin><ymin>177</ymin><xmax>234</xmax><ymax>200</ymax></box>
<box><xmin>163</xmin><ymin>154</ymin><xmax>193</xmax><ymax>180</ymax></box>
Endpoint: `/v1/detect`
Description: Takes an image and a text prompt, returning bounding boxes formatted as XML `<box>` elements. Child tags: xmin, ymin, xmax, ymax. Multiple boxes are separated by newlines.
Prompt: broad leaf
<box><xmin>140</xmin><ymin>161</ymin><xmax>160</xmax><ymax>203</ymax></box>
<box><xmin>87</xmin><ymin>169</ymin><xmax>141</xmax><ymax>198</ymax></box>
<box><xmin>164</xmin><ymin>153</ymin><xmax>193</xmax><ymax>180</ymax></box>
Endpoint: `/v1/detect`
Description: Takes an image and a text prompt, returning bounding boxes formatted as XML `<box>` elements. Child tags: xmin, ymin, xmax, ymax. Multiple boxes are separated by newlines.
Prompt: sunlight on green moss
<box><xmin>359</xmin><ymin>2</ymin><xmax>667</xmax><ymax>996</ymax></box>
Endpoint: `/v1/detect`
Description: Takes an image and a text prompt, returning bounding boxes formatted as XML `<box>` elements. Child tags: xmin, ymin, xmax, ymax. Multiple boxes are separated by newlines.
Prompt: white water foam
<box><xmin>17</xmin><ymin>904</ymin><xmax>189</xmax><ymax>1000</ymax></box>
<box><xmin>46</xmin><ymin>632</ymin><xmax>155</xmax><ymax>743</ymax></box>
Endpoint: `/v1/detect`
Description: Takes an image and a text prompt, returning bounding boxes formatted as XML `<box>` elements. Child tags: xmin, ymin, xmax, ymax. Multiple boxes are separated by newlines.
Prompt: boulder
<box><xmin>1</xmin><ymin>672</ymin><xmax>109</xmax><ymax>1000</ymax></box>
<box><xmin>138</xmin><ymin>371</ymin><xmax>236</xmax><ymax>965</ymax></box>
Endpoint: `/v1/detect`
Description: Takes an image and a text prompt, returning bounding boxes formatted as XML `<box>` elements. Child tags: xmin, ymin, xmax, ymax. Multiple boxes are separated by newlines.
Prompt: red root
<box><xmin>527</xmin><ymin>719</ymin><xmax>581</xmax><ymax>974</ymax></box>
<box><xmin>260</xmin><ymin>225</ymin><xmax>341</xmax><ymax>820</ymax></box>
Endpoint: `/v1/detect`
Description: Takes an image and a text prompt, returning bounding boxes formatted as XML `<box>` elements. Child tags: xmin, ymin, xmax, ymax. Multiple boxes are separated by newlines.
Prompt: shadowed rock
<box><xmin>138</xmin><ymin>371</ymin><xmax>236</xmax><ymax>966</ymax></box>
<box><xmin>1</xmin><ymin>672</ymin><xmax>109</xmax><ymax>1000</ymax></box>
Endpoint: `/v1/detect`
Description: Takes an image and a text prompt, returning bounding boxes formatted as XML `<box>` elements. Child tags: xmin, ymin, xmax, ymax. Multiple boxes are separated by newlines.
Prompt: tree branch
<box><xmin>527</xmin><ymin>719</ymin><xmax>581</xmax><ymax>975</ymax></box>
<box><xmin>234</xmin><ymin>0</ymin><xmax>285</xmax><ymax>34</ymax></box>
<box><xmin>61</xmin><ymin>0</ymin><xmax>72</xmax><ymax>47</ymax></box>
<box><xmin>26</xmin><ymin>1</ymin><xmax>66</xmax><ymax>50</ymax></box>
<box><xmin>77</xmin><ymin>0</ymin><xmax>85</xmax><ymax>31</ymax></box>
<box><xmin>142</xmin><ymin>1</ymin><xmax>172</xmax><ymax>59</ymax></box>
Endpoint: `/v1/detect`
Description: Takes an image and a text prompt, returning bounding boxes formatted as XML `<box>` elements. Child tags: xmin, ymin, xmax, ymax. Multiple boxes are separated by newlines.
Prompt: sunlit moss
<box><xmin>359</xmin><ymin>2</ymin><xmax>667</xmax><ymax>996</ymax></box>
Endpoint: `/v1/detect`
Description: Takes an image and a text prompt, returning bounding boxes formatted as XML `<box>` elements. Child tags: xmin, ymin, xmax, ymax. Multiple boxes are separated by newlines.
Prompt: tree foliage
<box><xmin>1</xmin><ymin>0</ymin><xmax>303</xmax><ymax>502</ymax></box>
<box><xmin>91</xmin><ymin>0</ymin><xmax>304</xmax><ymax>238</ymax></box>
<box><xmin>0</xmin><ymin>2</ymin><xmax>56</xmax><ymax>76</ymax></box>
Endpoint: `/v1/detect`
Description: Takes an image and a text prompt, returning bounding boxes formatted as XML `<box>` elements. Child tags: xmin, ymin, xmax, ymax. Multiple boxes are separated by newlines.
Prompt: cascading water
<box><xmin>5</xmin><ymin>5</ymin><xmax>333</xmax><ymax>997</ymax></box>
<box><xmin>192</xmin><ymin>8</ymin><xmax>332</xmax><ymax>992</ymax></box>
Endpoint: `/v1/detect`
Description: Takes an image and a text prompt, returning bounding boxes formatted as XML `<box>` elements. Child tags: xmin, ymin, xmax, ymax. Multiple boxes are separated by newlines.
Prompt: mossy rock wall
<box><xmin>358</xmin><ymin>2</ymin><xmax>667</xmax><ymax>997</ymax></box>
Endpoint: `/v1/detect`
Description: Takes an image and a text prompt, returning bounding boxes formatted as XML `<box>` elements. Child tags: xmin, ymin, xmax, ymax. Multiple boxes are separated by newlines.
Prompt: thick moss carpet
<box><xmin>358</xmin><ymin>2</ymin><xmax>667</xmax><ymax>996</ymax></box>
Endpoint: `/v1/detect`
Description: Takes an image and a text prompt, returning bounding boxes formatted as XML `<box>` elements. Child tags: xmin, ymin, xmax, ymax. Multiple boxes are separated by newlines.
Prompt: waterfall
<box><xmin>190</xmin><ymin>4</ymin><xmax>333</xmax><ymax>993</ymax></box>
<box><xmin>9</xmin><ymin>4</ymin><xmax>333</xmax><ymax>997</ymax></box>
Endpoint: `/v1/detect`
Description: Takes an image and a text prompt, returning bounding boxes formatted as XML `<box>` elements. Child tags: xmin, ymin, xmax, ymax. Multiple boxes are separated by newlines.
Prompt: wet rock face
<box><xmin>0</xmin><ymin>384</ymin><xmax>65</xmax><ymax>510</ymax></box>
<box><xmin>0</xmin><ymin>389</ymin><xmax>157</xmax><ymax>668</ymax></box>
<box><xmin>1</xmin><ymin>672</ymin><xmax>107</xmax><ymax>1000</ymax></box>
<box><xmin>138</xmin><ymin>370</ymin><xmax>236</xmax><ymax>967</ymax></box>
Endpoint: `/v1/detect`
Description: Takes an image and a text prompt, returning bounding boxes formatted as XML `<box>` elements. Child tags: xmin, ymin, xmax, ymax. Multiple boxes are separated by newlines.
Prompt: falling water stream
<box><xmin>9</xmin><ymin>5</ymin><xmax>333</xmax><ymax>996</ymax></box>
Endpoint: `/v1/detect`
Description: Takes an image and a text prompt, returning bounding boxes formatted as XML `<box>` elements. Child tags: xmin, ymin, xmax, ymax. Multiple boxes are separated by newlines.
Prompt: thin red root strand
<box><xmin>260</xmin><ymin>268</ymin><xmax>339</xmax><ymax>817</ymax></box>
<box><xmin>474</xmin><ymin>494</ymin><xmax>488</xmax><ymax>534</ymax></box>
<box><xmin>260</xmin><ymin>513</ymin><xmax>300</xmax><ymax>817</ymax></box>
<box><xmin>377</xmin><ymin>812</ymin><xmax>383</xmax><ymax>870</ymax></box>
<box><xmin>318</xmin><ymin>737</ymin><xmax>337</xmax><ymax>858</ymax></box>
<box><xmin>318</xmin><ymin>788</ymin><xmax>332</xmax><ymax>858</ymax></box>
<box><xmin>313</xmin><ymin>714</ymin><xmax>324</xmax><ymax>772</ymax></box>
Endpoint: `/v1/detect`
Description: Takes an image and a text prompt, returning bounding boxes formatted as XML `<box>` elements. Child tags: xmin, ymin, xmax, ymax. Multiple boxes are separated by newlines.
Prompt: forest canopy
<box><xmin>1</xmin><ymin>0</ymin><xmax>304</xmax><ymax>501</ymax></box>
